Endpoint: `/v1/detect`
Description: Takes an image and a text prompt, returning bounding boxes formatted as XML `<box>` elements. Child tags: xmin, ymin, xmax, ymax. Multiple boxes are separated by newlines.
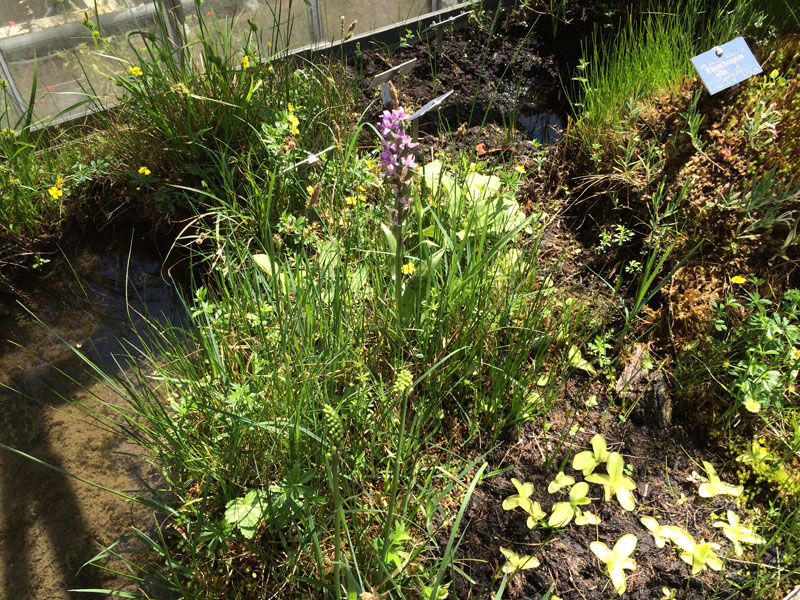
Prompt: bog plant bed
<box><xmin>1</xmin><ymin>0</ymin><xmax>799</xmax><ymax>599</ymax></box>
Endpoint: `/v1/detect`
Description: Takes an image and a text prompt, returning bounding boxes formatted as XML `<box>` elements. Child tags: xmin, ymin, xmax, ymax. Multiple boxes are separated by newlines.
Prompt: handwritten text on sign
<box><xmin>691</xmin><ymin>37</ymin><xmax>762</xmax><ymax>95</ymax></box>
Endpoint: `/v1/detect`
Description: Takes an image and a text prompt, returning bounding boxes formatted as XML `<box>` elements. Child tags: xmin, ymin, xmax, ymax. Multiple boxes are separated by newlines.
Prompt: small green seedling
<box><xmin>573</xmin><ymin>433</ymin><xmax>610</xmax><ymax>476</ymax></box>
<box><xmin>525</xmin><ymin>501</ymin><xmax>547</xmax><ymax>528</ymax></box>
<box><xmin>696</xmin><ymin>461</ymin><xmax>743</xmax><ymax>498</ymax></box>
<box><xmin>503</xmin><ymin>478</ymin><xmax>545</xmax><ymax>528</ymax></box>
<box><xmin>712</xmin><ymin>510</ymin><xmax>766</xmax><ymax>556</ymax></box>
<box><xmin>590</xmin><ymin>534</ymin><xmax>637</xmax><ymax>595</ymax></box>
<box><xmin>574</xmin><ymin>508</ymin><xmax>601</xmax><ymax>526</ymax></box>
<box><xmin>586</xmin><ymin>452</ymin><xmax>637</xmax><ymax>511</ymax></box>
<box><xmin>548</xmin><ymin>471</ymin><xmax>575</xmax><ymax>494</ymax></box>
<box><xmin>662</xmin><ymin>587</ymin><xmax>677</xmax><ymax>600</ymax></box>
<box><xmin>680</xmin><ymin>539</ymin><xmax>723</xmax><ymax>575</ymax></box>
<box><xmin>499</xmin><ymin>547</ymin><xmax>540</xmax><ymax>574</ymax></box>
<box><xmin>548</xmin><ymin>481</ymin><xmax>591</xmax><ymax>527</ymax></box>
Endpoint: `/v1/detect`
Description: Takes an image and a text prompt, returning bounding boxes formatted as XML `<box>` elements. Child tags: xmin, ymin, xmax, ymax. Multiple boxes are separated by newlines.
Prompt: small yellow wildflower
<box><xmin>744</xmin><ymin>399</ymin><xmax>761</xmax><ymax>413</ymax></box>
<box><xmin>128</xmin><ymin>66</ymin><xmax>143</xmax><ymax>76</ymax></box>
<box><xmin>138</xmin><ymin>166</ymin><xmax>151</xmax><ymax>176</ymax></box>
<box><xmin>401</xmin><ymin>262</ymin><xmax>416</xmax><ymax>276</ymax></box>
<box><xmin>789</xmin><ymin>384</ymin><xmax>796</xmax><ymax>394</ymax></box>
<box><xmin>731</xmin><ymin>275</ymin><xmax>747</xmax><ymax>284</ymax></box>
<box><xmin>241</xmin><ymin>55</ymin><xmax>251</xmax><ymax>69</ymax></box>
<box><xmin>287</xmin><ymin>112</ymin><xmax>300</xmax><ymax>135</ymax></box>
<box><xmin>345</xmin><ymin>195</ymin><xmax>357</xmax><ymax>205</ymax></box>
<box><xmin>306</xmin><ymin>185</ymin><xmax>315</xmax><ymax>197</ymax></box>
<box><xmin>47</xmin><ymin>186</ymin><xmax>63</xmax><ymax>200</ymax></box>
<box><xmin>55</xmin><ymin>175</ymin><xmax>63</xmax><ymax>187</ymax></box>
<box><xmin>722</xmin><ymin>360</ymin><xmax>730</xmax><ymax>368</ymax></box>
<box><xmin>515</xmin><ymin>165</ymin><xmax>526</xmax><ymax>174</ymax></box>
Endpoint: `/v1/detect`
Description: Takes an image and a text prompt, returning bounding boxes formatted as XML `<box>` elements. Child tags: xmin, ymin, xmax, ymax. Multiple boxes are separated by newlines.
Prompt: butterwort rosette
<box><xmin>378</xmin><ymin>107</ymin><xmax>418</xmax><ymax>226</ymax></box>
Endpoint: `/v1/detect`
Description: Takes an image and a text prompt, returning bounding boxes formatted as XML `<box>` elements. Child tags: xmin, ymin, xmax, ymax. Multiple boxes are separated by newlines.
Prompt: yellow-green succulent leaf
<box><xmin>548</xmin><ymin>501</ymin><xmax>575</xmax><ymax>528</ymax></box>
<box><xmin>499</xmin><ymin>547</ymin><xmax>540</xmax><ymax>573</ymax></box>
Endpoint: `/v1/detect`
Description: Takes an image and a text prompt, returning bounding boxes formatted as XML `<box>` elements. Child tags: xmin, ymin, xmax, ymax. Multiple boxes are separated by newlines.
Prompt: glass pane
<box><xmin>321</xmin><ymin>0</ymin><xmax>430</xmax><ymax>42</ymax></box>
<box><xmin>0</xmin><ymin>0</ymin><xmax>170</xmax><ymax>125</ymax></box>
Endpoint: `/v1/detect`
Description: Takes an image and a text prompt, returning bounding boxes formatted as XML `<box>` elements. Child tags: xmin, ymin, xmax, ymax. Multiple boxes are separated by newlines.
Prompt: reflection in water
<box><xmin>517</xmin><ymin>109</ymin><xmax>563</xmax><ymax>145</ymax></box>
<box><xmin>0</xmin><ymin>230</ymin><xmax>182</xmax><ymax>599</ymax></box>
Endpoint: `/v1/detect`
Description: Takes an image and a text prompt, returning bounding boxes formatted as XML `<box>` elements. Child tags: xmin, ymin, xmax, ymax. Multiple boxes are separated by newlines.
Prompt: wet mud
<box><xmin>0</xmin><ymin>229</ymin><xmax>182</xmax><ymax>599</ymax></box>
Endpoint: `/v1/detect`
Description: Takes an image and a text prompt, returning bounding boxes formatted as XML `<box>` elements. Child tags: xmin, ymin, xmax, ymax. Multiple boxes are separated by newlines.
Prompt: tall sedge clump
<box><xmin>323</xmin><ymin>403</ymin><xmax>346</xmax><ymax>600</ymax></box>
<box><xmin>378</xmin><ymin>108</ymin><xmax>418</xmax><ymax>325</ymax></box>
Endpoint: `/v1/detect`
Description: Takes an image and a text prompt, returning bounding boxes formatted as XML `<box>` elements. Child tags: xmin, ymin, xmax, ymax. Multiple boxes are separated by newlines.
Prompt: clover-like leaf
<box><xmin>548</xmin><ymin>471</ymin><xmax>575</xmax><ymax>494</ymax></box>
<box><xmin>573</xmin><ymin>433</ymin><xmax>610</xmax><ymax>476</ymax></box>
<box><xmin>680</xmin><ymin>540</ymin><xmax>723</xmax><ymax>575</ymax></box>
<box><xmin>503</xmin><ymin>478</ymin><xmax>535</xmax><ymax>513</ymax></box>
<box><xmin>586</xmin><ymin>452</ymin><xmax>636</xmax><ymax>511</ymax></box>
<box><xmin>713</xmin><ymin>510</ymin><xmax>766</xmax><ymax>556</ymax></box>
<box><xmin>697</xmin><ymin>461</ymin><xmax>743</xmax><ymax>498</ymax></box>
<box><xmin>590</xmin><ymin>534</ymin><xmax>637</xmax><ymax>595</ymax></box>
<box><xmin>499</xmin><ymin>547</ymin><xmax>540</xmax><ymax>574</ymax></box>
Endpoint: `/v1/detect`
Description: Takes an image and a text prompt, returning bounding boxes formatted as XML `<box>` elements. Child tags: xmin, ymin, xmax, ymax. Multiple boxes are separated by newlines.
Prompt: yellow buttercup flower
<box><xmin>731</xmin><ymin>275</ymin><xmax>747</xmax><ymax>284</ymax></box>
<box><xmin>47</xmin><ymin>186</ymin><xmax>63</xmax><ymax>200</ymax></box>
<box><xmin>345</xmin><ymin>195</ymin><xmax>357</xmax><ymax>205</ymax></box>
<box><xmin>241</xmin><ymin>55</ymin><xmax>250</xmax><ymax>69</ymax></box>
<box><xmin>128</xmin><ymin>66</ymin><xmax>143</xmax><ymax>76</ymax></box>
<box><xmin>306</xmin><ymin>185</ymin><xmax>315</xmax><ymax>197</ymax></box>
<box><xmin>138</xmin><ymin>166</ymin><xmax>151</xmax><ymax>176</ymax></box>
<box><xmin>515</xmin><ymin>165</ymin><xmax>526</xmax><ymax>174</ymax></box>
<box><xmin>401</xmin><ymin>262</ymin><xmax>416</xmax><ymax>276</ymax></box>
<box><xmin>287</xmin><ymin>112</ymin><xmax>300</xmax><ymax>135</ymax></box>
<box><xmin>744</xmin><ymin>399</ymin><xmax>760</xmax><ymax>413</ymax></box>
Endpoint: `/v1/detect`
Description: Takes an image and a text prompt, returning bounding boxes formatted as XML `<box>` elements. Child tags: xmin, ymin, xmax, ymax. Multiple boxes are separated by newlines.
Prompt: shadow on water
<box><xmin>0</xmin><ymin>228</ymin><xmax>185</xmax><ymax>599</ymax></box>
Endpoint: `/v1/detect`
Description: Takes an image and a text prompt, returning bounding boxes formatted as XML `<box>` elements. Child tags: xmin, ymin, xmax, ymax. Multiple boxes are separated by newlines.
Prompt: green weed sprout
<box><xmin>696</xmin><ymin>461</ymin><xmax>743</xmax><ymax>498</ymax></box>
<box><xmin>573</xmin><ymin>433</ymin><xmax>610</xmax><ymax>476</ymax></box>
<box><xmin>499</xmin><ymin>547</ymin><xmax>540</xmax><ymax>574</ymax></box>
<box><xmin>680</xmin><ymin>540</ymin><xmax>723</xmax><ymax>575</ymax></box>
<box><xmin>586</xmin><ymin>452</ymin><xmax>637</xmax><ymax>511</ymax></box>
<box><xmin>549</xmin><ymin>481</ymin><xmax>591</xmax><ymax>527</ymax></box>
<box><xmin>713</xmin><ymin>510</ymin><xmax>766</xmax><ymax>556</ymax></box>
<box><xmin>574</xmin><ymin>508</ymin><xmax>601</xmax><ymax>526</ymax></box>
<box><xmin>548</xmin><ymin>471</ymin><xmax>575</xmax><ymax>494</ymax></box>
<box><xmin>590</xmin><ymin>534</ymin><xmax>637</xmax><ymax>595</ymax></box>
<box><xmin>502</xmin><ymin>478</ymin><xmax>546</xmax><ymax>528</ymax></box>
